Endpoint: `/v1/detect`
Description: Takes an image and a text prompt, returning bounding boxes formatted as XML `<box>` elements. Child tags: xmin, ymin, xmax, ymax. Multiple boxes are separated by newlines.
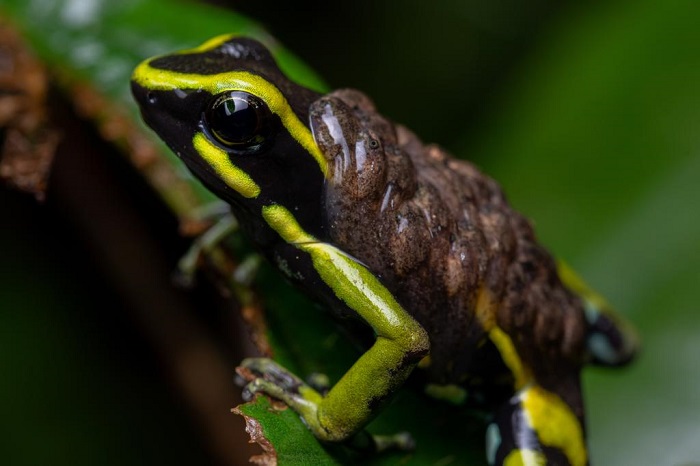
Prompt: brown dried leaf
<box><xmin>232</xmin><ymin>404</ymin><xmax>278</xmax><ymax>466</ymax></box>
<box><xmin>0</xmin><ymin>18</ymin><xmax>59</xmax><ymax>200</ymax></box>
<box><xmin>241</xmin><ymin>302</ymin><xmax>273</xmax><ymax>357</ymax></box>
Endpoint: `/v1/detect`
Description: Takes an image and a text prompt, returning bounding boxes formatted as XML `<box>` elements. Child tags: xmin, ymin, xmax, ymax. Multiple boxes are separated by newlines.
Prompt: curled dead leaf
<box><xmin>232</xmin><ymin>403</ymin><xmax>278</xmax><ymax>466</ymax></box>
<box><xmin>0</xmin><ymin>19</ymin><xmax>59</xmax><ymax>200</ymax></box>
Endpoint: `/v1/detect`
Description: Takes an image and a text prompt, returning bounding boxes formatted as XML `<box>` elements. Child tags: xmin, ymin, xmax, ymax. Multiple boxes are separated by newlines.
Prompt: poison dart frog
<box><xmin>131</xmin><ymin>35</ymin><xmax>638</xmax><ymax>465</ymax></box>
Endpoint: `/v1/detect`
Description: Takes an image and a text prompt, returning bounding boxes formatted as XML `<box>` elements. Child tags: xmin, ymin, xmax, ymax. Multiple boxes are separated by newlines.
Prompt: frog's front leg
<box><xmin>177</xmin><ymin>210</ymin><xmax>239</xmax><ymax>286</ymax></box>
<box><xmin>238</xmin><ymin>358</ymin><xmax>415</xmax><ymax>453</ymax></box>
<box><xmin>486</xmin><ymin>385</ymin><xmax>587</xmax><ymax>466</ymax></box>
<box><xmin>240</xmin><ymin>205</ymin><xmax>430</xmax><ymax>444</ymax></box>
<box><xmin>238</xmin><ymin>358</ymin><xmax>323</xmax><ymax>423</ymax></box>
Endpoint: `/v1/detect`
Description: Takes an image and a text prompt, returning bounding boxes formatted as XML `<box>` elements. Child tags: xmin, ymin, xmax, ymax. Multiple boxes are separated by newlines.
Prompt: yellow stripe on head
<box><xmin>193</xmin><ymin>133</ymin><xmax>260</xmax><ymax>198</ymax></box>
<box><xmin>191</xmin><ymin>34</ymin><xmax>240</xmax><ymax>52</ymax></box>
<box><xmin>132</xmin><ymin>64</ymin><xmax>329</xmax><ymax>178</ymax></box>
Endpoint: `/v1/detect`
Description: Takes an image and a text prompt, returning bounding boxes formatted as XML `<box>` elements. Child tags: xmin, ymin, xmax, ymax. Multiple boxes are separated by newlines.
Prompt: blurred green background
<box><xmin>1</xmin><ymin>0</ymin><xmax>699</xmax><ymax>465</ymax></box>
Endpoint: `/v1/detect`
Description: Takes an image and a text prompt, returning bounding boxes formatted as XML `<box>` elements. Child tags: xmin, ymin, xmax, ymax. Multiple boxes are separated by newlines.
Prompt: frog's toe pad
<box><xmin>241</xmin><ymin>378</ymin><xmax>268</xmax><ymax>401</ymax></box>
<box><xmin>374</xmin><ymin>431</ymin><xmax>415</xmax><ymax>452</ymax></box>
<box><xmin>306</xmin><ymin>372</ymin><xmax>331</xmax><ymax>393</ymax></box>
<box><xmin>241</xmin><ymin>377</ymin><xmax>311</xmax><ymax>410</ymax></box>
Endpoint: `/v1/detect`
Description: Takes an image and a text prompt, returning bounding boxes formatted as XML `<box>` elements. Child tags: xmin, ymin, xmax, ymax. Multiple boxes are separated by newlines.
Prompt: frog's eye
<box><xmin>204</xmin><ymin>91</ymin><xmax>275</xmax><ymax>153</ymax></box>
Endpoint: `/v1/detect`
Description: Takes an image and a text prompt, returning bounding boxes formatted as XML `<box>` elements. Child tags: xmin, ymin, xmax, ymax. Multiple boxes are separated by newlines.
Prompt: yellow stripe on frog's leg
<box><xmin>503</xmin><ymin>449</ymin><xmax>546</xmax><ymax>466</ymax></box>
<box><xmin>489</xmin><ymin>326</ymin><xmax>531</xmax><ymax>389</ymax></box>
<box><xmin>475</xmin><ymin>289</ymin><xmax>587</xmax><ymax>465</ymax></box>
<box><xmin>475</xmin><ymin>288</ymin><xmax>532</xmax><ymax>390</ymax></box>
<box><xmin>557</xmin><ymin>261</ymin><xmax>639</xmax><ymax>367</ymax></box>
<box><xmin>521</xmin><ymin>385</ymin><xmax>587</xmax><ymax>466</ymax></box>
<box><xmin>488</xmin><ymin>384</ymin><xmax>587</xmax><ymax>466</ymax></box>
<box><xmin>261</xmin><ymin>204</ymin><xmax>430</xmax><ymax>441</ymax></box>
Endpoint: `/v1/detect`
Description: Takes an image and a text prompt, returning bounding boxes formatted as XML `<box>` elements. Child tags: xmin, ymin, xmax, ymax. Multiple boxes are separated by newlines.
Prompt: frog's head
<box><xmin>131</xmin><ymin>35</ymin><xmax>328</xmax><ymax>227</ymax></box>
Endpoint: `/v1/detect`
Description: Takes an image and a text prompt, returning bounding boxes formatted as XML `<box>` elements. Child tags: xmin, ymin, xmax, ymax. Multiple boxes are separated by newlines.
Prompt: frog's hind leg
<box><xmin>486</xmin><ymin>384</ymin><xmax>587</xmax><ymax>466</ymax></box>
<box><xmin>556</xmin><ymin>261</ymin><xmax>639</xmax><ymax>367</ymax></box>
<box><xmin>583</xmin><ymin>302</ymin><xmax>639</xmax><ymax>367</ymax></box>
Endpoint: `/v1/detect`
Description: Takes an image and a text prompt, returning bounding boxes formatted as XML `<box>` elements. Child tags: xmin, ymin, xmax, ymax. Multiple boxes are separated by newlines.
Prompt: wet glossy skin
<box><xmin>313</xmin><ymin>89</ymin><xmax>587</xmax><ymax>391</ymax></box>
<box><xmin>131</xmin><ymin>36</ymin><xmax>637</xmax><ymax>465</ymax></box>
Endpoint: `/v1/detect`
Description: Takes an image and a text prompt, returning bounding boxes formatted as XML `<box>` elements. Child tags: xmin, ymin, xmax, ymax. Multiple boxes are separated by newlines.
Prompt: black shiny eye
<box><xmin>203</xmin><ymin>91</ymin><xmax>274</xmax><ymax>152</ymax></box>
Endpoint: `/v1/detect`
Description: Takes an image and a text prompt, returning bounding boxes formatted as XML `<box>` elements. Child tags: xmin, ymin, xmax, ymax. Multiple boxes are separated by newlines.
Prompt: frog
<box><xmin>131</xmin><ymin>35</ymin><xmax>638</xmax><ymax>465</ymax></box>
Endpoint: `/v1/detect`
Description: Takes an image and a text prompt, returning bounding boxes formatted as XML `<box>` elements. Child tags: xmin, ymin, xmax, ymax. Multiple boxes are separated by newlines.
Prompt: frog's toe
<box><xmin>347</xmin><ymin>430</ymin><xmax>416</xmax><ymax>454</ymax></box>
<box><xmin>175</xmin><ymin>211</ymin><xmax>239</xmax><ymax>287</ymax></box>
<box><xmin>487</xmin><ymin>384</ymin><xmax>587</xmax><ymax>466</ymax></box>
<box><xmin>238</xmin><ymin>358</ymin><xmax>306</xmax><ymax>393</ymax></box>
<box><xmin>306</xmin><ymin>372</ymin><xmax>331</xmax><ymax>394</ymax></box>
<box><xmin>241</xmin><ymin>376</ymin><xmax>318</xmax><ymax>419</ymax></box>
<box><xmin>242</xmin><ymin>378</ymin><xmax>276</xmax><ymax>401</ymax></box>
<box><xmin>374</xmin><ymin>431</ymin><xmax>415</xmax><ymax>452</ymax></box>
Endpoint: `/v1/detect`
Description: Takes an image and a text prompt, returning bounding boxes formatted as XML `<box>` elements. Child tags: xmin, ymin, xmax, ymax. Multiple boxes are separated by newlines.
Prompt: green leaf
<box><xmin>235</xmin><ymin>397</ymin><xmax>344</xmax><ymax>466</ymax></box>
<box><xmin>1</xmin><ymin>0</ymin><xmax>326</xmax><ymax>99</ymax></box>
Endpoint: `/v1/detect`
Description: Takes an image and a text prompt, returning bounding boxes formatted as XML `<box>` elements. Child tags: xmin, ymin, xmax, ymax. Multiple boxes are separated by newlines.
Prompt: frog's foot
<box><xmin>344</xmin><ymin>429</ymin><xmax>415</xmax><ymax>455</ymax></box>
<box><xmin>584</xmin><ymin>303</ymin><xmax>639</xmax><ymax>367</ymax></box>
<box><xmin>236</xmin><ymin>358</ymin><xmax>415</xmax><ymax>450</ymax></box>
<box><xmin>306</xmin><ymin>372</ymin><xmax>331</xmax><ymax>395</ymax></box>
<box><xmin>372</xmin><ymin>431</ymin><xmax>415</xmax><ymax>452</ymax></box>
<box><xmin>486</xmin><ymin>384</ymin><xmax>587</xmax><ymax>466</ymax></box>
<box><xmin>237</xmin><ymin>357</ymin><xmax>309</xmax><ymax>399</ymax></box>
<box><xmin>236</xmin><ymin>358</ymin><xmax>335</xmax><ymax>437</ymax></box>
<box><xmin>177</xmin><ymin>210</ymin><xmax>239</xmax><ymax>286</ymax></box>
